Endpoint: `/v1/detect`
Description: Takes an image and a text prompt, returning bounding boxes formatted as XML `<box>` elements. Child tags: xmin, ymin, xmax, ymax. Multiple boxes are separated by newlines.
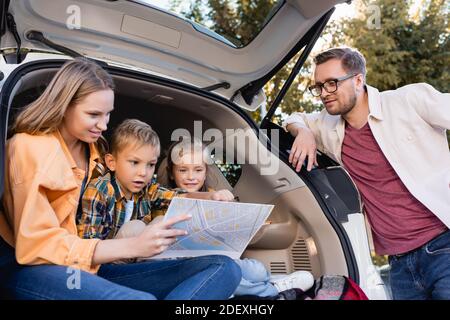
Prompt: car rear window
<box><xmin>129</xmin><ymin>0</ymin><xmax>284</xmax><ymax>48</ymax></box>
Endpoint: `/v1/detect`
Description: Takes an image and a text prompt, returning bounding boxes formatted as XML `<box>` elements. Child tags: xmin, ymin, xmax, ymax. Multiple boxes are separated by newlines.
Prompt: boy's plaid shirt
<box><xmin>77</xmin><ymin>172</ymin><xmax>186</xmax><ymax>240</ymax></box>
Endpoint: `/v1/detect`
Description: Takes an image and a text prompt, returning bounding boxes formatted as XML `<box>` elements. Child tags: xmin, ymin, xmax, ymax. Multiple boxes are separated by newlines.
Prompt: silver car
<box><xmin>0</xmin><ymin>0</ymin><xmax>390</xmax><ymax>299</ymax></box>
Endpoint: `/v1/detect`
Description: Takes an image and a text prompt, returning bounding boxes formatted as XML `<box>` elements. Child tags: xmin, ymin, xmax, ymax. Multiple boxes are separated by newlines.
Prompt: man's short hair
<box><xmin>314</xmin><ymin>47</ymin><xmax>367</xmax><ymax>82</ymax></box>
<box><xmin>110</xmin><ymin>119</ymin><xmax>160</xmax><ymax>156</ymax></box>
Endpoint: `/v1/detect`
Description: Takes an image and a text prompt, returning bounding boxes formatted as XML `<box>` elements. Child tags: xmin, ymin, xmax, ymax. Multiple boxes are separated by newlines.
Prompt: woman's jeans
<box><xmin>0</xmin><ymin>238</ymin><xmax>241</xmax><ymax>300</ymax></box>
<box><xmin>389</xmin><ymin>229</ymin><xmax>450</xmax><ymax>300</ymax></box>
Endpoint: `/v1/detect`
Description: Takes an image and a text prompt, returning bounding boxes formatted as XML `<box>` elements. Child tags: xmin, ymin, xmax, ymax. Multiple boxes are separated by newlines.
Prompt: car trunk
<box><xmin>2</xmin><ymin>59</ymin><xmax>353</xmax><ymax>280</ymax></box>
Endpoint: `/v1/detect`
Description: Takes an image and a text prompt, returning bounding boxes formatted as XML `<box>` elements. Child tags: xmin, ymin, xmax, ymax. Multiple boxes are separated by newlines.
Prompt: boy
<box><xmin>77</xmin><ymin>119</ymin><xmax>234</xmax><ymax>241</ymax></box>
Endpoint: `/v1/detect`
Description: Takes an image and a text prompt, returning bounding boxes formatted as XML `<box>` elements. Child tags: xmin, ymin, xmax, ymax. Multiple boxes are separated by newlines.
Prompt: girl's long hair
<box><xmin>162</xmin><ymin>137</ymin><xmax>217</xmax><ymax>191</ymax></box>
<box><xmin>12</xmin><ymin>58</ymin><xmax>114</xmax><ymax>157</ymax></box>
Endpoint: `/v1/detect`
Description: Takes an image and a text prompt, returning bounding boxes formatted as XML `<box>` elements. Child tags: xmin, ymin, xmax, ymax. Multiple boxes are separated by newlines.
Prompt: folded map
<box><xmin>150</xmin><ymin>198</ymin><xmax>274</xmax><ymax>260</ymax></box>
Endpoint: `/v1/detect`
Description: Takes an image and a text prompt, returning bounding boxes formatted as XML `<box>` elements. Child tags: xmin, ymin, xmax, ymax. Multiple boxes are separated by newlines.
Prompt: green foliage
<box><xmin>170</xmin><ymin>0</ymin><xmax>314</xmax><ymax>124</ymax></box>
<box><xmin>173</xmin><ymin>0</ymin><xmax>449</xmax><ymax>144</ymax></box>
<box><xmin>179</xmin><ymin>0</ymin><xmax>205</xmax><ymax>23</ymax></box>
<box><xmin>260</xmin><ymin>52</ymin><xmax>323</xmax><ymax>125</ymax></box>
<box><xmin>327</xmin><ymin>0</ymin><xmax>449</xmax><ymax>93</ymax></box>
<box><xmin>327</xmin><ymin>0</ymin><xmax>449</xmax><ymax>145</ymax></box>
<box><xmin>214</xmin><ymin>162</ymin><xmax>242</xmax><ymax>187</ymax></box>
<box><xmin>173</xmin><ymin>0</ymin><xmax>281</xmax><ymax>47</ymax></box>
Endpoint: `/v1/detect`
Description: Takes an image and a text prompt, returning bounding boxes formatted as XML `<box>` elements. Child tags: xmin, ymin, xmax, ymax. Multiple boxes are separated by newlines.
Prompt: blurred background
<box><xmin>155</xmin><ymin>0</ymin><xmax>449</xmax><ymax>145</ymax></box>
<box><xmin>156</xmin><ymin>0</ymin><xmax>449</xmax><ymax>275</ymax></box>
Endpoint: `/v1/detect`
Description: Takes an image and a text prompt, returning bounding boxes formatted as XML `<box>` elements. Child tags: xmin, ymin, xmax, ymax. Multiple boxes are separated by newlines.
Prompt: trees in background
<box><xmin>172</xmin><ymin>0</ymin><xmax>449</xmax><ymax>142</ymax></box>
<box><xmin>327</xmin><ymin>0</ymin><xmax>449</xmax><ymax>93</ymax></box>
<box><xmin>328</xmin><ymin>0</ymin><xmax>449</xmax><ymax>144</ymax></box>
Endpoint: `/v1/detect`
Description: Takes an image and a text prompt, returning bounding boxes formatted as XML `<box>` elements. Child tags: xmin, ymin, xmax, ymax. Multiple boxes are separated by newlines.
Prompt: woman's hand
<box><xmin>148</xmin><ymin>215</ymin><xmax>164</xmax><ymax>225</ymax></box>
<box><xmin>210</xmin><ymin>189</ymin><xmax>235</xmax><ymax>202</ymax></box>
<box><xmin>134</xmin><ymin>214</ymin><xmax>191</xmax><ymax>258</ymax></box>
<box><xmin>92</xmin><ymin>214</ymin><xmax>191</xmax><ymax>264</ymax></box>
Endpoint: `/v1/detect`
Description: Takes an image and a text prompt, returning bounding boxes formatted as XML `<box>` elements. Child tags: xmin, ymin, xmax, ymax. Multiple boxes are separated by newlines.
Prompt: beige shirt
<box><xmin>283</xmin><ymin>83</ymin><xmax>450</xmax><ymax>228</ymax></box>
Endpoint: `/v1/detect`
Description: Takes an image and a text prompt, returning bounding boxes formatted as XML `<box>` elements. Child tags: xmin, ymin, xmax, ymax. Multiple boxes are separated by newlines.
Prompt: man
<box><xmin>284</xmin><ymin>47</ymin><xmax>450</xmax><ymax>299</ymax></box>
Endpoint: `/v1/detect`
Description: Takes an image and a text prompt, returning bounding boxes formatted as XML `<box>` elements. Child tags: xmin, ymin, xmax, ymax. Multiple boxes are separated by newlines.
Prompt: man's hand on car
<box><xmin>288</xmin><ymin>126</ymin><xmax>318</xmax><ymax>172</ymax></box>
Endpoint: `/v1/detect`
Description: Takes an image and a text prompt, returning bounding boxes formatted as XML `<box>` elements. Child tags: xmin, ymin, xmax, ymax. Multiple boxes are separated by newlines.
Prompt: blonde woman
<box><xmin>0</xmin><ymin>58</ymin><xmax>241</xmax><ymax>300</ymax></box>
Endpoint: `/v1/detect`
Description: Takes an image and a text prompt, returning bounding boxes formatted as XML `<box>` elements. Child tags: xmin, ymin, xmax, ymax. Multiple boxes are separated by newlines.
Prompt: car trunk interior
<box><xmin>5</xmin><ymin>64</ymin><xmax>349</xmax><ymax>279</ymax></box>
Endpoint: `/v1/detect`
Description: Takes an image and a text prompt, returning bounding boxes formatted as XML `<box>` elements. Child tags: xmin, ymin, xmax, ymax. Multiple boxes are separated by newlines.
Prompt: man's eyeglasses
<box><xmin>308</xmin><ymin>73</ymin><xmax>357</xmax><ymax>97</ymax></box>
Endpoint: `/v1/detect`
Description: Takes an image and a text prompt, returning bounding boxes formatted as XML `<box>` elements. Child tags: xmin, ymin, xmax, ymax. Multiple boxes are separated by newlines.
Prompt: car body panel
<box><xmin>1</xmin><ymin>0</ymin><xmax>346</xmax><ymax>109</ymax></box>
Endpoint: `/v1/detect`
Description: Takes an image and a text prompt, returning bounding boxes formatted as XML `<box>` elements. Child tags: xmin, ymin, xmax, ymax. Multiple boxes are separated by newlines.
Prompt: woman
<box><xmin>0</xmin><ymin>58</ymin><xmax>241</xmax><ymax>300</ymax></box>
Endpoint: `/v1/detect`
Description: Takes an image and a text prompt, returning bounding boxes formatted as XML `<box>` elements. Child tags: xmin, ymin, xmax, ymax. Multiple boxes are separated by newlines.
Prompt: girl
<box><xmin>160</xmin><ymin>137</ymin><xmax>315</xmax><ymax>297</ymax></box>
<box><xmin>0</xmin><ymin>58</ymin><xmax>241</xmax><ymax>300</ymax></box>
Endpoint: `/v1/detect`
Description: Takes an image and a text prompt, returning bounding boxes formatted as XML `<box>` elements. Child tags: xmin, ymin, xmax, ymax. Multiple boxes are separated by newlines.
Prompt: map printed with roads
<box><xmin>151</xmin><ymin>198</ymin><xmax>274</xmax><ymax>259</ymax></box>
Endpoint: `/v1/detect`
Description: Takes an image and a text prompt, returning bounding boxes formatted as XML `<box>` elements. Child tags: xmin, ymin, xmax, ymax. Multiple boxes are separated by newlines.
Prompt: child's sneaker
<box><xmin>271</xmin><ymin>271</ymin><xmax>314</xmax><ymax>292</ymax></box>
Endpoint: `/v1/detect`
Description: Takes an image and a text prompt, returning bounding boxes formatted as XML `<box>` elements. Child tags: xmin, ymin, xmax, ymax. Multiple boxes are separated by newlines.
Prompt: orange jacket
<box><xmin>0</xmin><ymin>130</ymin><xmax>102</xmax><ymax>273</ymax></box>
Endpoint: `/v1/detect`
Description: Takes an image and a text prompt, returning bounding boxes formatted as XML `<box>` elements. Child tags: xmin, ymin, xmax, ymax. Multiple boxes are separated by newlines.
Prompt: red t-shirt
<box><xmin>341</xmin><ymin>122</ymin><xmax>447</xmax><ymax>255</ymax></box>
